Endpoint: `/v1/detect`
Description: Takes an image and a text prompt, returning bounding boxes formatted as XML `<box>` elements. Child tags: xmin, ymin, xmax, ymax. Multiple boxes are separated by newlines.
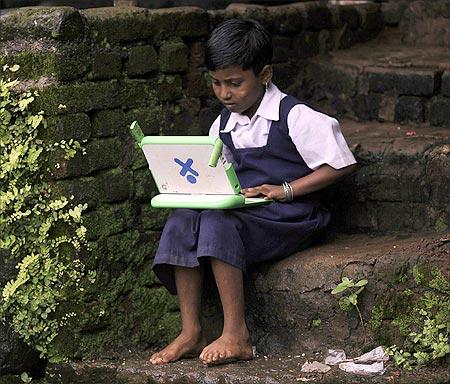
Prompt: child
<box><xmin>150</xmin><ymin>18</ymin><xmax>357</xmax><ymax>366</ymax></box>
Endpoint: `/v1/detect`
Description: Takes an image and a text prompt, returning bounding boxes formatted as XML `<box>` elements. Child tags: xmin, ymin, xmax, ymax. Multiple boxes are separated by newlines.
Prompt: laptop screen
<box><xmin>142</xmin><ymin>139</ymin><xmax>239</xmax><ymax>195</ymax></box>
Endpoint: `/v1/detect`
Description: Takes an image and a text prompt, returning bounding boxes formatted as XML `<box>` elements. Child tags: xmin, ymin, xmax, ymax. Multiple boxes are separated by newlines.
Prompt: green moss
<box><xmin>158</xmin><ymin>41</ymin><xmax>188</xmax><ymax>73</ymax></box>
<box><xmin>33</xmin><ymin>81</ymin><xmax>121</xmax><ymax>115</ymax></box>
<box><xmin>370</xmin><ymin>264</ymin><xmax>450</xmax><ymax>366</ymax></box>
<box><xmin>118</xmin><ymin>79</ymin><xmax>159</xmax><ymax>109</ymax></box>
<box><xmin>0</xmin><ymin>52</ymin><xmax>57</xmax><ymax>80</ymax></box>
<box><xmin>126</xmin><ymin>45</ymin><xmax>158</xmax><ymax>76</ymax></box>
<box><xmin>42</xmin><ymin>113</ymin><xmax>91</xmax><ymax>142</ymax></box>
<box><xmin>152</xmin><ymin>75</ymin><xmax>183</xmax><ymax>102</ymax></box>
<box><xmin>82</xmin><ymin>7</ymin><xmax>152</xmax><ymax>44</ymax></box>
<box><xmin>83</xmin><ymin>202</ymin><xmax>134</xmax><ymax>240</ymax></box>
<box><xmin>91</xmin><ymin>50</ymin><xmax>122</xmax><ymax>80</ymax></box>
<box><xmin>91</xmin><ymin>109</ymin><xmax>126</xmax><ymax>138</ymax></box>
<box><xmin>434</xmin><ymin>217</ymin><xmax>448</xmax><ymax>233</ymax></box>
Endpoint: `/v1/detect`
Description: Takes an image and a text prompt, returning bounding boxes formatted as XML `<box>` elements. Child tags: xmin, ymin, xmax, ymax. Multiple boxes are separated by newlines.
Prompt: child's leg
<box><xmin>199</xmin><ymin>258</ymin><xmax>253</xmax><ymax>365</ymax></box>
<box><xmin>150</xmin><ymin>266</ymin><xmax>207</xmax><ymax>364</ymax></box>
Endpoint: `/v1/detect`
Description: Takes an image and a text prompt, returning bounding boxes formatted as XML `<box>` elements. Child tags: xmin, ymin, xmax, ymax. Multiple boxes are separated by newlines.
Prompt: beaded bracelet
<box><xmin>282</xmin><ymin>181</ymin><xmax>294</xmax><ymax>202</ymax></box>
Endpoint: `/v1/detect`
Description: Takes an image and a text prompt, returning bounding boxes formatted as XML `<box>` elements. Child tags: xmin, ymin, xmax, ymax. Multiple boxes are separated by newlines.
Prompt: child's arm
<box><xmin>242</xmin><ymin>163</ymin><xmax>356</xmax><ymax>201</ymax></box>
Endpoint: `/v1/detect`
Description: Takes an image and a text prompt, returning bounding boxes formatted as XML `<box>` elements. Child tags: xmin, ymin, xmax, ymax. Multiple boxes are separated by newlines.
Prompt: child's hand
<box><xmin>241</xmin><ymin>184</ymin><xmax>286</xmax><ymax>201</ymax></box>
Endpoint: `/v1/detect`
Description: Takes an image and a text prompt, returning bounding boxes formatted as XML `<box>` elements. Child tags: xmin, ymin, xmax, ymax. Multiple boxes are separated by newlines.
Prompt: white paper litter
<box><xmin>338</xmin><ymin>361</ymin><xmax>386</xmax><ymax>376</ymax></box>
<box><xmin>301</xmin><ymin>361</ymin><xmax>331</xmax><ymax>373</ymax></box>
<box><xmin>353</xmin><ymin>346</ymin><xmax>389</xmax><ymax>363</ymax></box>
<box><xmin>322</xmin><ymin>346</ymin><xmax>389</xmax><ymax>376</ymax></box>
<box><xmin>324</xmin><ymin>349</ymin><xmax>347</xmax><ymax>365</ymax></box>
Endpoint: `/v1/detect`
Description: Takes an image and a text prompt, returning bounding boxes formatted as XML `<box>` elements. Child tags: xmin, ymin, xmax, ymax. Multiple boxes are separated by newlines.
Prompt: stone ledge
<box><xmin>244</xmin><ymin>233</ymin><xmax>449</xmax><ymax>355</ymax></box>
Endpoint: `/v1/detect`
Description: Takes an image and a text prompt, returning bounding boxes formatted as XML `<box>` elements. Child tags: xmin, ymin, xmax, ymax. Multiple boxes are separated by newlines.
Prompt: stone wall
<box><xmin>0</xmin><ymin>0</ymin><xmax>384</xmax><ymax>369</ymax></box>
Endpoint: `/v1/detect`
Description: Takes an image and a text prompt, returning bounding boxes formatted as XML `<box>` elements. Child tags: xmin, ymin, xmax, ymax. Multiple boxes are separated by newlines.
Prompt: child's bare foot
<box><xmin>150</xmin><ymin>331</ymin><xmax>207</xmax><ymax>365</ymax></box>
<box><xmin>199</xmin><ymin>334</ymin><xmax>253</xmax><ymax>366</ymax></box>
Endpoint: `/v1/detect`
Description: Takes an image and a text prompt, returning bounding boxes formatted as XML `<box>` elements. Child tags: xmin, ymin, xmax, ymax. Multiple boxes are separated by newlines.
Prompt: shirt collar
<box><xmin>221</xmin><ymin>82</ymin><xmax>284</xmax><ymax>133</ymax></box>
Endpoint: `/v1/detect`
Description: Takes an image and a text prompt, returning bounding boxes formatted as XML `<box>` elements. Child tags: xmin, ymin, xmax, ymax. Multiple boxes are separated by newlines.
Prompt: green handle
<box><xmin>130</xmin><ymin>121</ymin><xmax>144</xmax><ymax>146</ymax></box>
<box><xmin>208</xmin><ymin>138</ymin><xmax>223</xmax><ymax>167</ymax></box>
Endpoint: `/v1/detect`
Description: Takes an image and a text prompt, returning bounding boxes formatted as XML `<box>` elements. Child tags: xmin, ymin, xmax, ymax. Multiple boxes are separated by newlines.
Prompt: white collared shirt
<box><xmin>209</xmin><ymin>83</ymin><xmax>356</xmax><ymax>170</ymax></box>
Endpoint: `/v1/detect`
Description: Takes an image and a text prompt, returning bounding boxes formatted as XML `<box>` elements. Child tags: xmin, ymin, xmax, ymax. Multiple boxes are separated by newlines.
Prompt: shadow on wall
<box><xmin>1</xmin><ymin>0</ymin><xmax>310</xmax><ymax>10</ymax></box>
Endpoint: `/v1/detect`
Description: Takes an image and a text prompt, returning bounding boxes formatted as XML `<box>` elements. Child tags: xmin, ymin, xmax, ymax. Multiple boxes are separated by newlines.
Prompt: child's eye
<box><xmin>230</xmin><ymin>81</ymin><xmax>242</xmax><ymax>87</ymax></box>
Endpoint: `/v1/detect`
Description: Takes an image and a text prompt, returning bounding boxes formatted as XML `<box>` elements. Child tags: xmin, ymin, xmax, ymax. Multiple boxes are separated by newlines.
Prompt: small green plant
<box><xmin>332</xmin><ymin>277</ymin><xmax>368</xmax><ymax>339</ymax></box>
<box><xmin>0</xmin><ymin>64</ymin><xmax>93</xmax><ymax>362</ymax></box>
<box><xmin>371</xmin><ymin>265</ymin><xmax>449</xmax><ymax>370</ymax></box>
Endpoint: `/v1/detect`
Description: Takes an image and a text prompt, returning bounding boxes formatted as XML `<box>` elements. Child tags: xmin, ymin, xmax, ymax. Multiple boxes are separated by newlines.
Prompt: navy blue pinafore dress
<box><xmin>153</xmin><ymin>95</ymin><xmax>330</xmax><ymax>295</ymax></box>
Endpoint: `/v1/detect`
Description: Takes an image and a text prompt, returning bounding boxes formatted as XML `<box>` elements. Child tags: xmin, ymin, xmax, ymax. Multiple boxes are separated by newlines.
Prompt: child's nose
<box><xmin>220</xmin><ymin>86</ymin><xmax>232</xmax><ymax>100</ymax></box>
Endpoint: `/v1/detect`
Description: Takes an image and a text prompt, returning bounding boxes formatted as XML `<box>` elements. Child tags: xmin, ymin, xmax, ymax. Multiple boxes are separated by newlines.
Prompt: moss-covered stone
<box><xmin>141</xmin><ymin>205</ymin><xmax>171</xmax><ymax>231</ymax></box>
<box><xmin>126</xmin><ymin>45</ymin><xmax>158</xmax><ymax>76</ymax></box>
<box><xmin>133</xmin><ymin>167</ymin><xmax>157</xmax><ymax>202</ymax></box>
<box><xmin>52</xmin><ymin>176</ymin><xmax>102</xmax><ymax>208</ymax></box>
<box><xmin>33</xmin><ymin>80</ymin><xmax>120</xmax><ymax>115</ymax></box>
<box><xmin>91</xmin><ymin>109</ymin><xmax>127</xmax><ymax>137</ymax></box>
<box><xmin>42</xmin><ymin>113</ymin><xmax>91</xmax><ymax>142</ymax></box>
<box><xmin>82</xmin><ymin>137</ymin><xmax>124</xmax><ymax>175</ymax></box>
<box><xmin>81</xmin><ymin>7</ymin><xmax>152</xmax><ymax>44</ymax></box>
<box><xmin>0</xmin><ymin>51</ymin><xmax>58</xmax><ymax>80</ymax></box>
<box><xmin>0</xmin><ymin>7</ymin><xmax>86</xmax><ymax>42</ymax></box>
<box><xmin>118</xmin><ymin>79</ymin><xmax>158</xmax><ymax>109</ymax></box>
<box><xmin>125</xmin><ymin>105</ymin><xmax>165</xmax><ymax>136</ymax></box>
<box><xmin>99</xmin><ymin>167</ymin><xmax>133</xmax><ymax>203</ymax></box>
<box><xmin>158</xmin><ymin>41</ymin><xmax>189</xmax><ymax>73</ymax></box>
<box><xmin>147</xmin><ymin>7</ymin><xmax>209</xmax><ymax>41</ymax></box>
<box><xmin>152</xmin><ymin>74</ymin><xmax>183</xmax><ymax>102</ymax></box>
<box><xmin>91</xmin><ymin>50</ymin><xmax>123</xmax><ymax>80</ymax></box>
<box><xmin>83</xmin><ymin>201</ymin><xmax>134</xmax><ymax>240</ymax></box>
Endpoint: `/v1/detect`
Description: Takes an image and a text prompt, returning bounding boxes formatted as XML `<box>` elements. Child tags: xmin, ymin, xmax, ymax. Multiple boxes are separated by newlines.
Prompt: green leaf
<box><xmin>355</xmin><ymin>279</ymin><xmax>368</xmax><ymax>287</ymax></box>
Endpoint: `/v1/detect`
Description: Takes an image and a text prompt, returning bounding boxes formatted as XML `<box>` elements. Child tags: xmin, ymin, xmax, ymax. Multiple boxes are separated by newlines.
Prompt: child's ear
<box><xmin>259</xmin><ymin>65</ymin><xmax>273</xmax><ymax>85</ymax></box>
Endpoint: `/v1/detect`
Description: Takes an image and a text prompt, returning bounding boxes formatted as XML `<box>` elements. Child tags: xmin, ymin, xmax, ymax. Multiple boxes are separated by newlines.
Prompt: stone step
<box><xmin>36</xmin><ymin>232</ymin><xmax>450</xmax><ymax>384</ymax></box>
<box><xmin>41</xmin><ymin>350</ymin><xmax>450</xmax><ymax>384</ymax></box>
<box><xmin>324</xmin><ymin>118</ymin><xmax>449</xmax><ymax>233</ymax></box>
<box><xmin>242</xmin><ymin>232</ymin><xmax>449</xmax><ymax>355</ymax></box>
<box><xmin>295</xmin><ymin>28</ymin><xmax>450</xmax><ymax>127</ymax></box>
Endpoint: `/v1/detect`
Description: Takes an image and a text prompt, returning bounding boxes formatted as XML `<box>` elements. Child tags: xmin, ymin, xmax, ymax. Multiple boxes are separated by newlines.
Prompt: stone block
<box><xmin>158</xmin><ymin>41</ymin><xmax>188</xmax><ymax>73</ymax></box>
<box><xmin>83</xmin><ymin>201</ymin><xmax>134</xmax><ymax>240</ymax></box>
<box><xmin>147</xmin><ymin>7</ymin><xmax>209</xmax><ymax>41</ymax></box>
<box><xmin>126</xmin><ymin>45</ymin><xmax>158</xmax><ymax>76</ymax></box>
<box><xmin>99</xmin><ymin>167</ymin><xmax>133</xmax><ymax>203</ymax></box>
<box><xmin>351</xmin><ymin>93</ymin><xmax>381</xmax><ymax>121</ymax></box>
<box><xmin>186</xmin><ymin>41</ymin><xmax>210</xmax><ymax>98</ymax></box>
<box><xmin>82</xmin><ymin>7</ymin><xmax>152</xmax><ymax>44</ymax></box>
<box><xmin>91</xmin><ymin>109</ymin><xmax>127</xmax><ymax>137</ymax></box>
<box><xmin>426</xmin><ymin>144</ymin><xmax>450</xmax><ymax>206</ymax></box>
<box><xmin>141</xmin><ymin>204</ymin><xmax>171</xmax><ymax>231</ymax></box>
<box><xmin>310</xmin><ymin>61</ymin><xmax>358</xmax><ymax>96</ymax></box>
<box><xmin>429</xmin><ymin>97</ymin><xmax>450</xmax><ymax>127</ymax></box>
<box><xmin>357</xmin><ymin>3</ymin><xmax>383</xmax><ymax>31</ymax></box>
<box><xmin>33</xmin><ymin>81</ymin><xmax>120</xmax><ymax>115</ymax></box>
<box><xmin>133</xmin><ymin>167</ymin><xmax>157</xmax><ymax>202</ymax></box>
<box><xmin>333</xmin><ymin>5</ymin><xmax>361</xmax><ymax>30</ymax></box>
<box><xmin>198</xmin><ymin>105</ymin><xmax>221</xmax><ymax>136</ymax></box>
<box><xmin>394</xmin><ymin>96</ymin><xmax>425</xmax><ymax>123</ymax></box>
<box><xmin>0</xmin><ymin>7</ymin><xmax>86</xmax><ymax>42</ymax></box>
<box><xmin>293</xmin><ymin>2</ymin><xmax>332</xmax><ymax>31</ymax></box>
<box><xmin>224</xmin><ymin>4</ymin><xmax>272</xmax><ymax>30</ymax></box>
<box><xmin>118</xmin><ymin>79</ymin><xmax>158</xmax><ymax>109</ymax></box>
<box><xmin>82</xmin><ymin>137</ymin><xmax>124</xmax><ymax>175</ymax></box>
<box><xmin>91</xmin><ymin>51</ymin><xmax>122</xmax><ymax>80</ymax></box>
<box><xmin>365</xmin><ymin>68</ymin><xmax>436</xmax><ymax>97</ymax></box>
<box><xmin>272</xmin><ymin>35</ymin><xmax>292</xmax><ymax>63</ymax></box>
<box><xmin>268</xmin><ymin>5</ymin><xmax>305</xmax><ymax>35</ymax></box>
<box><xmin>126</xmin><ymin>105</ymin><xmax>165</xmax><ymax>136</ymax></box>
<box><xmin>292</xmin><ymin>31</ymin><xmax>320</xmax><ymax>59</ymax></box>
<box><xmin>162</xmin><ymin>100</ymin><xmax>201</xmax><ymax>136</ymax></box>
<box><xmin>152</xmin><ymin>75</ymin><xmax>183</xmax><ymax>102</ymax></box>
<box><xmin>42</xmin><ymin>113</ymin><xmax>91</xmax><ymax>142</ymax></box>
<box><xmin>52</xmin><ymin>176</ymin><xmax>102</xmax><ymax>208</ymax></box>
<box><xmin>441</xmin><ymin>71</ymin><xmax>450</xmax><ymax>96</ymax></box>
<box><xmin>381</xmin><ymin>1</ymin><xmax>402</xmax><ymax>26</ymax></box>
<box><xmin>0</xmin><ymin>52</ymin><xmax>57</xmax><ymax>81</ymax></box>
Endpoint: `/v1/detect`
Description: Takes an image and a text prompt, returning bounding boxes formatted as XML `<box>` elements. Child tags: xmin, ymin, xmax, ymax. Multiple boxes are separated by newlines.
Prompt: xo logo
<box><xmin>174</xmin><ymin>157</ymin><xmax>199</xmax><ymax>184</ymax></box>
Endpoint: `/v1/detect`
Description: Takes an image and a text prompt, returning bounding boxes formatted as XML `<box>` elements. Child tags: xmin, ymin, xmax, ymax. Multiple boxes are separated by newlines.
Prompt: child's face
<box><xmin>209</xmin><ymin>65</ymin><xmax>267</xmax><ymax>118</ymax></box>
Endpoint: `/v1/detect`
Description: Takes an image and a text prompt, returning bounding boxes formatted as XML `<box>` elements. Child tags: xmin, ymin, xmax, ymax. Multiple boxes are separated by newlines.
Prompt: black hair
<box><xmin>205</xmin><ymin>18</ymin><xmax>272</xmax><ymax>75</ymax></box>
